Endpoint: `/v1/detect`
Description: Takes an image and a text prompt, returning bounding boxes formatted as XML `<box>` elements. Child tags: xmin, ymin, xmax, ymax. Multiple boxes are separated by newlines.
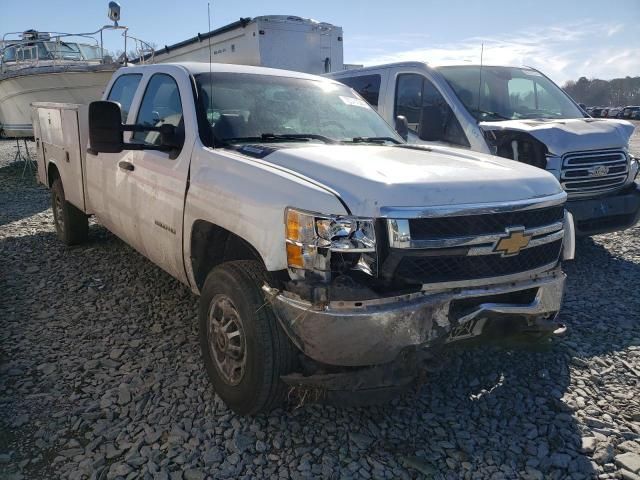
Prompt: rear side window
<box><xmin>133</xmin><ymin>73</ymin><xmax>183</xmax><ymax>147</ymax></box>
<box><xmin>394</xmin><ymin>73</ymin><xmax>469</xmax><ymax>147</ymax></box>
<box><xmin>339</xmin><ymin>74</ymin><xmax>382</xmax><ymax>107</ymax></box>
<box><xmin>107</xmin><ymin>74</ymin><xmax>142</xmax><ymax>122</ymax></box>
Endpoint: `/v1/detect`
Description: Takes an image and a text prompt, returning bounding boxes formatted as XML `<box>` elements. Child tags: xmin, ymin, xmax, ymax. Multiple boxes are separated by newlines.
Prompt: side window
<box><xmin>395</xmin><ymin>74</ymin><xmax>424</xmax><ymax>130</ymax></box>
<box><xmin>339</xmin><ymin>74</ymin><xmax>382</xmax><ymax>107</ymax></box>
<box><xmin>107</xmin><ymin>74</ymin><xmax>142</xmax><ymax>122</ymax></box>
<box><xmin>132</xmin><ymin>74</ymin><xmax>184</xmax><ymax>147</ymax></box>
<box><xmin>394</xmin><ymin>73</ymin><xmax>469</xmax><ymax>147</ymax></box>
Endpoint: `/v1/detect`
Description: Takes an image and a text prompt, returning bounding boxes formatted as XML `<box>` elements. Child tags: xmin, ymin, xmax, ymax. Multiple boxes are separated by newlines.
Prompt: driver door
<box><xmin>122</xmin><ymin>72</ymin><xmax>192</xmax><ymax>283</ymax></box>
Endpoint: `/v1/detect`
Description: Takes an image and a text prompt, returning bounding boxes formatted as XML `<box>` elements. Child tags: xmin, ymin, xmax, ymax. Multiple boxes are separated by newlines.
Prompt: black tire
<box><xmin>51</xmin><ymin>177</ymin><xmax>88</xmax><ymax>245</ymax></box>
<box><xmin>199</xmin><ymin>260</ymin><xmax>298</xmax><ymax>415</ymax></box>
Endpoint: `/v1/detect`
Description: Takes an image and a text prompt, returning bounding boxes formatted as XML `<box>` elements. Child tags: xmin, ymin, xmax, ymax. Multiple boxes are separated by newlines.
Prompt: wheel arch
<box><xmin>47</xmin><ymin>161</ymin><xmax>60</xmax><ymax>187</ymax></box>
<box><xmin>189</xmin><ymin>220</ymin><xmax>268</xmax><ymax>292</ymax></box>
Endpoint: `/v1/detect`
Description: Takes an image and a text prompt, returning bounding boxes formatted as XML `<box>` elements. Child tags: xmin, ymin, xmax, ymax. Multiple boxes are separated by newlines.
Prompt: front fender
<box><xmin>183</xmin><ymin>145</ymin><xmax>348</xmax><ymax>293</ymax></box>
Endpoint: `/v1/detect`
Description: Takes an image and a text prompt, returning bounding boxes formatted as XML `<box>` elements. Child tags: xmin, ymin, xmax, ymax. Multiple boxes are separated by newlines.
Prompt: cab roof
<box><xmin>122</xmin><ymin>62</ymin><xmax>341</xmax><ymax>84</ymax></box>
<box><xmin>328</xmin><ymin>61</ymin><xmax>536</xmax><ymax>76</ymax></box>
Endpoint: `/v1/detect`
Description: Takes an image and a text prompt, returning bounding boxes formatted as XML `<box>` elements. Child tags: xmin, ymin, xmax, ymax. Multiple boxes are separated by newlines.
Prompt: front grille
<box><xmin>561</xmin><ymin>149</ymin><xmax>628</xmax><ymax>196</ymax></box>
<box><xmin>394</xmin><ymin>240</ymin><xmax>562</xmax><ymax>284</ymax></box>
<box><xmin>409</xmin><ymin>206</ymin><xmax>564</xmax><ymax>240</ymax></box>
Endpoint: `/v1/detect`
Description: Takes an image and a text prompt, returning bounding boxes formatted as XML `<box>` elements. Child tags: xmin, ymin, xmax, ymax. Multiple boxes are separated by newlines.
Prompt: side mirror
<box><xmin>578</xmin><ymin>103</ymin><xmax>586</xmax><ymax>110</ymax></box>
<box><xmin>418</xmin><ymin>105</ymin><xmax>446</xmax><ymax>142</ymax></box>
<box><xmin>88</xmin><ymin>101</ymin><xmax>182</xmax><ymax>156</ymax></box>
<box><xmin>88</xmin><ymin>101</ymin><xmax>124</xmax><ymax>153</ymax></box>
<box><xmin>395</xmin><ymin>115</ymin><xmax>409</xmax><ymax>141</ymax></box>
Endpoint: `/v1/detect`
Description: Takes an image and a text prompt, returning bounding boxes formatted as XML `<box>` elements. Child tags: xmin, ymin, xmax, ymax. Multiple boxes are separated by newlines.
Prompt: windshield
<box><xmin>194</xmin><ymin>72</ymin><xmax>401</xmax><ymax>146</ymax></box>
<box><xmin>44</xmin><ymin>41</ymin><xmax>82</xmax><ymax>60</ymax></box>
<box><xmin>437</xmin><ymin>66</ymin><xmax>584</xmax><ymax>121</ymax></box>
<box><xmin>77</xmin><ymin>44</ymin><xmax>104</xmax><ymax>60</ymax></box>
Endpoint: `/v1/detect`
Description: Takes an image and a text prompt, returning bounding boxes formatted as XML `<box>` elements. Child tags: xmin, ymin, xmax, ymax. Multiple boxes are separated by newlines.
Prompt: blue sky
<box><xmin>3</xmin><ymin>0</ymin><xmax>638</xmax><ymax>84</ymax></box>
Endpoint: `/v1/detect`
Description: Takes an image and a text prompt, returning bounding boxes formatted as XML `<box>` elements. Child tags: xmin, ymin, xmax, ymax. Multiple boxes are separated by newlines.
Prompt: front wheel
<box><xmin>51</xmin><ymin>178</ymin><xmax>88</xmax><ymax>245</ymax></box>
<box><xmin>199</xmin><ymin>260</ymin><xmax>298</xmax><ymax>415</ymax></box>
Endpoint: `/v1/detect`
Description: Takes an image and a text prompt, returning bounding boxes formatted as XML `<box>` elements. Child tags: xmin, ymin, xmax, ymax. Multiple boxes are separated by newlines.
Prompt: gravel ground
<box><xmin>1</xmin><ymin>137</ymin><xmax>639</xmax><ymax>480</ymax></box>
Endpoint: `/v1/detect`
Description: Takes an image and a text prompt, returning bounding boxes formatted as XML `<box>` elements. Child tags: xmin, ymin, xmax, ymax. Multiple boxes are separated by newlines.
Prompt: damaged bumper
<box><xmin>264</xmin><ymin>268</ymin><xmax>565</xmax><ymax>368</ymax></box>
<box><xmin>567</xmin><ymin>182</ymin><xmax>640</xmax><ymax>236</ymax></box>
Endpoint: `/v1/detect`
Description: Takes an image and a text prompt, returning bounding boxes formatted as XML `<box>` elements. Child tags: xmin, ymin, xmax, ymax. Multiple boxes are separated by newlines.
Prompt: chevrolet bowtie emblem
<box><xmin>493</xmin><ymin>227</ymin><xmax>531</xmax><ymax>256</ymax></box>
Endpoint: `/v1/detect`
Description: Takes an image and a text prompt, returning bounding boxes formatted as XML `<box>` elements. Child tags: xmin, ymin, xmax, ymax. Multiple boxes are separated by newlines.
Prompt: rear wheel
<box><xmin>51</xmin><ymin>177</ymin><xmax>88</xmax><ymax>245</ymax></box>
<box><xmin>199</xmin><ymin>260</ymin><xmax>298</xmax><ymax>415</ymax></box>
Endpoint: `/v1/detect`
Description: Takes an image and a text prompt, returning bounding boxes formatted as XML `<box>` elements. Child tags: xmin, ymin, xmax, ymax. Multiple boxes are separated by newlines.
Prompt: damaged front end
<box><xmin>267</xmin><ymin>196</ymin><xmax>572</xmax><ymax>393</ymax></box>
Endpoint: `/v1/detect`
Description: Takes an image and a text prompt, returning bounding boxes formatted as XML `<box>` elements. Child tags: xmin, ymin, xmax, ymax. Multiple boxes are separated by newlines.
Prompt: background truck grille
<box><xmin>394</xmin><ymin>240</ymin><xmax>562</xmax><ymax>284</ymax></box>
<box><xmin>409</xmin><ymin>205</ymin><xmax>564</xmax><ymax>240</ymax></box>
<box><xmin>561</xmin><ymin>149</ymin><xmax>628</xmax><ymax>196</ymax></box>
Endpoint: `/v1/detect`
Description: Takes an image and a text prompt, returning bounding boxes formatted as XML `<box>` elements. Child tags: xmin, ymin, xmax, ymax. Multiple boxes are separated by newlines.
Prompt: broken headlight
<box><xmin>285</xmin><ymin>208</ymin><xmax>376</xmax><ymax>275</ymax></box>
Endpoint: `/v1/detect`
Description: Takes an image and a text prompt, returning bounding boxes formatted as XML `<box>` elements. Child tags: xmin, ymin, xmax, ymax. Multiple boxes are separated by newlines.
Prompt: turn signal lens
<box><xmin>286</xmin><ymin>209</ymin><xmax>315</xmax><ymax>243</ymax></box>
<box><xmin>286</xmin><ymin>242</ymin><xmax>304</xmax><ymax>268</ymax></box>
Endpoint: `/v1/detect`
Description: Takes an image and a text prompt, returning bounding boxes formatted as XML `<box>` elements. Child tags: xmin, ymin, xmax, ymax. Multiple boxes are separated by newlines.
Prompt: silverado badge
<box><xmin>493</xmin><ymin>227</ymin><xmax>531</xmax><ymax>256</ymax></box>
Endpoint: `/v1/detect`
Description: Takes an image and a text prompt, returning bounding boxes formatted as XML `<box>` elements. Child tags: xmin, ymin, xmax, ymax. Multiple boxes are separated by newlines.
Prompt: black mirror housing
<box><xmin>159</xmin><ymin>124</ymin><xmax>182</xmax><ymax>149</ymax></box>
<box><xmin>418</xmin><ymin>105</ymin><xmax>446</xmax><ymax>142</ymax></box>
<box><xmin>395</xmin><ymin>115</ymin><xmax>409</xmax><ymax>141</ymax></box>
<box><xmin>88</xmin><ymin>101</ymin><xmax>124</xmax><ymax>153</ymax></box>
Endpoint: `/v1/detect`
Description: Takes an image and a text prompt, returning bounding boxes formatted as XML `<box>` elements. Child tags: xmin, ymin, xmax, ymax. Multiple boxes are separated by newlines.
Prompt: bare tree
<box><xmin>564</xmin><ymin>76</ymin><xmax>640</xmax><ymax>106</ymax></box>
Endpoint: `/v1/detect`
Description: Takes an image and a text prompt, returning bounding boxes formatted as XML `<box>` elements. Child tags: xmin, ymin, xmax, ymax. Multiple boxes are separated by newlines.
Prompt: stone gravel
<box><xmin>1</xmin><ymin>138</ymin><xmax>639</xmax><ymax>480</ymax></box>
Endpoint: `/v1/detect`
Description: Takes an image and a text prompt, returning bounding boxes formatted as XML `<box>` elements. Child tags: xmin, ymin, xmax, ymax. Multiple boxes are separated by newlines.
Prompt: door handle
<box><xmin>118</xmin><ymin>161</ymin><xmax>135</xmax><ymax>171</ymax></box>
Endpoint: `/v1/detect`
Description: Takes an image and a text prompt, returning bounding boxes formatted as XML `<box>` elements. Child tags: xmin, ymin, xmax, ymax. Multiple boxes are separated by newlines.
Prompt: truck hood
<box><xmin>252</xmin><ymin>144</ymin><xmax>564</xmax><ymax>217</ymax></box>
<box><xmin>480</xmin><ymin>118</ymin><xmax>635</xmax><ymax>156</ymax></box>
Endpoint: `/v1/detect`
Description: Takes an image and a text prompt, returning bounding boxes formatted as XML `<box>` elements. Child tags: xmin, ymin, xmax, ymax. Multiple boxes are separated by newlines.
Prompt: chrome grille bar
<box><xmin>560</xmin><ymin>149</ymin><xmax>628</xmax><ymax>196</ymax></box>
<box><xmin>388</xmin><ymin>221</ymin><xmax>564</xmax><ymax>250</ymax></box>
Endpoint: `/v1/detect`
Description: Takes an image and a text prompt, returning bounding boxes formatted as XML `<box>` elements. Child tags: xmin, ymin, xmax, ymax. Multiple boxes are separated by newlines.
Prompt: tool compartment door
<box><xmin>36</xmin><ymin>105</ymin><xmax>86</xmax><ymax>211</ymax></box>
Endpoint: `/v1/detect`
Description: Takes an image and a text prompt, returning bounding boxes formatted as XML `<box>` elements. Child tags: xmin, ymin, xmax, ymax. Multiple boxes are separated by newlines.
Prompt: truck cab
<box><xmin>328</xmin><ymin>62</ymin><xmax>640</xmax><ymax>236</ymax></box>
<box><xmin>33</xmin><ymin>62</ymin><xmax>574</xmax><ymax>414</ymax></box>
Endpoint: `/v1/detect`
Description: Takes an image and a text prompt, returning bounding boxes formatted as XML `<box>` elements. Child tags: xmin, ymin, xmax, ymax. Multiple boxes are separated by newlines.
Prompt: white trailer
<box><xmin>141</xmin><ymin>15</ymin><xmax>344</xmax><ymax>75</ymax></box>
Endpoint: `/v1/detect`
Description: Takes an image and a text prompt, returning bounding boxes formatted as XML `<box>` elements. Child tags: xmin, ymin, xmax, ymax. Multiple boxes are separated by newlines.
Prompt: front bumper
<box><xmin>567</xmin><ymin>182</ymin><xmax>640</xmax><ymax>236</ymax></box>
<box><xmin>264</xmin><ymin>267</ymin><xmax>565</xmax><ymax>368</ymax></box>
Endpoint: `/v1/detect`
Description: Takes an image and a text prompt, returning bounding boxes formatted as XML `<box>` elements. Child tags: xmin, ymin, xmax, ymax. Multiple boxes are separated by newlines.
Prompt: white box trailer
<box><xmin>142</xmin><ymin>15</ymin><xmax>344</xmax><ymax>75</ymax></box>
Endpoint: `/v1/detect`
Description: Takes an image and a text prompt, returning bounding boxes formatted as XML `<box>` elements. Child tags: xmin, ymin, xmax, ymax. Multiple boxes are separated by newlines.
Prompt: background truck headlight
<box><xmin>285</xmin><ymin>208</ymin><xmax>376</xmax><ymax>276</ymax></box>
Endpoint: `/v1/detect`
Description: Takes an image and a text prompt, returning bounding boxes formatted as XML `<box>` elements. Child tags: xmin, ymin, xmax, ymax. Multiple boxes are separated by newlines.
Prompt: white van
<box><xmin>328</xmin><ymin>62</ymin><xmax>640</xmax><ymax>236</ymax></box>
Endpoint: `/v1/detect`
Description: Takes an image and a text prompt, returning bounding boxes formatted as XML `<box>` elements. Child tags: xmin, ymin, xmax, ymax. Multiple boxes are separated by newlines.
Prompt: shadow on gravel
<box><xmin>0</xmin><ymin>163</ymin><xmax>48</xmax><ymax>227</ymax></box>
<box><xmin>563</xmin><ymin>235</ymin><xmax>640</xmax><ymax>355</ymax></box>
<box><xmin>325</xmin><ymin>336</ymin><xmax>593</xmax><ymax>479</ymax></box>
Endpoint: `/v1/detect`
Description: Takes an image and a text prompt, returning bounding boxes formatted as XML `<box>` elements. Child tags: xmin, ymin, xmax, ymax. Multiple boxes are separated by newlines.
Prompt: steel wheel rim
<box><xmin>54</xmin><ymin>194</ymin><xmax>65</xmax><ymax>234</ymax></box>
<box><xmin>207</xmin><ymin>294</ymin><xmax>247</xmax><ymax>386</ymax></box>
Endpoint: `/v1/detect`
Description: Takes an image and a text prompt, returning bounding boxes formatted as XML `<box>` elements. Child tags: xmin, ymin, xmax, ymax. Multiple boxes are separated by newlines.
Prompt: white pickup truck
<box><xmin>33</xmin><ymin>62</ymin><xmax>574</xmax><ymax>414</ymax></box>
<box><xmin>328</xmin><ymin>62</ymin><xmax>640</xmax><ymax>236</ymax></box>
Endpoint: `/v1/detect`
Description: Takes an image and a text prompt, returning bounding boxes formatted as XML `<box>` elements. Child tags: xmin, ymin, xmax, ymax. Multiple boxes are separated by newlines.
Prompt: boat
<box><xmin>0</xmin><ymin>2</ymin><xmax>153</xmax><ymax>138</ymax></box>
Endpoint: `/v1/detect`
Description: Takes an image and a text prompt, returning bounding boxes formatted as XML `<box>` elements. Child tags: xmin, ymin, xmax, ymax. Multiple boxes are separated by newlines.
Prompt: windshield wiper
<box><xmin>345</xmin><ymin>136</ymin><xmax>401</xmax><ymax>145</ymax></box>
<box><xmin>222</xmin><ymin>133</ymin><xmax>338</xmax><ymax>145</ymax></box>
<box><xmin>469</xmin><ymin>108</ymin><xmax>511</xmax><ymax>120</ymax></box>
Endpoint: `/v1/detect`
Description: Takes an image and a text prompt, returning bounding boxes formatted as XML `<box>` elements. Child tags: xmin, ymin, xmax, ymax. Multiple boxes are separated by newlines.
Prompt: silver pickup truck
<box><xmin>32</xmin><ymin>62</ymin><xmax>574</xmax><ymax>414</ymax></box>
<box><xmin>329</xmin><ymin>62</ymin><xmax>640</xmax><ymax>237</ymax></box>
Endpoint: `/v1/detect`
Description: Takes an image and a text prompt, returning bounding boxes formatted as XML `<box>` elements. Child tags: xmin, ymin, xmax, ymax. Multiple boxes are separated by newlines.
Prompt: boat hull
<box><xmin>0</xmin><ymin>68</ymin><xmax>116</xmax><ymax>137</ymax></box>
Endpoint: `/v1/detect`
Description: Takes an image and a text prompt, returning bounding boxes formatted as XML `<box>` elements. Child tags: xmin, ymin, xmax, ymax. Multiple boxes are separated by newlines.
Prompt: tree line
<box><xmin>563</xmin><ymin>76</ymin><xmax>640</xmax><ymax>107</ymax></box>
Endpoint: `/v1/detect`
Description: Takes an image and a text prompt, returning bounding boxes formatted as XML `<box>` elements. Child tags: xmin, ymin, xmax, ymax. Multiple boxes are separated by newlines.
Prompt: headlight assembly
<box><xmin>285</xmin><ymin>208</ymin><xmax>376</xmax><ymax>272</ymax></box>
